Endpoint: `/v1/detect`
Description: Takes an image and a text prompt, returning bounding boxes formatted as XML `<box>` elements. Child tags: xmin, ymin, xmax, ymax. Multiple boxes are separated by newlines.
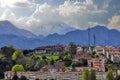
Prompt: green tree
<box><xmin>92</xmin><ymin>51</ymin><xmax>99</xmax><ymax>58</ymax></box>
<box><xmin>50</xmin><ymin>58</ymin><xmax>54</xmax><ymax>65</ymax></box>
<box><xmin>115</xmin><ymin>75</ymin><xmax>120</xmax><ymax>80</ymax></box>
<box><xmin>72</xmin><ymin>61</ymin><xmax>83</xmax><ymax>67</ymax></box>
<box><xmin>12</xmin><ymin>72</ymin><xmax>19</xmax><ymax>80</ymax></box>
<box><xmin>25</xmin><ymin>64</ymin><xmax>30</xmax><ymax>71</ymax></box>
<box><xmin>34</xmin><ymin>60</ymin><xmax>42</xmax><ymax>71</ymax></box>
<box><xmin>58</xmin><ymin>52</ymin><xmax>65</xmax><ymax>61</ymax></box>
<box><xmin>19</xmin><ymin>75</ymin><xmax>28</xmax><ymax>80</ymax></box>
<box><xmin>82</xmin><ymin>68</ymin><xmax>89</xmax><ymax>80</ymax></box>
<box><xmin>94</xmin><ymin>53</ymin><xmax>99</xmax><ymax>57</ymax></box>
<box><xmin>12</xmin><ymin>50</ymin><xmax>27</xmax><ymax>67</ymax></box>
<box><xmin>42</xmin><ymin>55</ymin><xmax>47</xmax><ymax>60</ymax></box>
<box><xmin>12</xmin><ymin>50</ymin><xmax>24</xmax><ymax>60</ymax></box>
<box><xmin>26</xmin><ymin>55</ymin><xmax>45</xmax><ymax>71</ymax></box>
<box><xmin>67</xmin><ymin>42</ymin><xmax>77</xmax><ymax>57</ymax></box>
<box><xmin>64</xmin><ymin>56</ymin><xmax>72</xmax><ymax>67</ymax></box>
<box><xmin>1</xmin><ymin>45</ymin><xmax>15</xmax><ymax>59</ymax></box>
<box><xmin>106</xmin><ymin>69</ymin><xmax>114</xmax><ymax>80</ymax></box>
<box><xmin>12</xmin><ymin>64</ymin><xmax>24</xmax><ymax>72</ymax></box>
<box><xmin>89</xmin><ymin>69</ymin><xmax>96</xmax><ymax>80</ymax></box>
<box><xmin>35</xmin><ymin>78</ymin><xmax>39</xmax><ymax>80</ymax></box>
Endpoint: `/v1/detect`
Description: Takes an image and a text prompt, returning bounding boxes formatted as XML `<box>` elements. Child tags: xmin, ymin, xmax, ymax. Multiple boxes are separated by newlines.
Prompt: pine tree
<box><xmin>106</xmin><ymin>69</ymin><xmax>114</xmax><ymax>80</ymax></box>
<box><xmin>89</xmin><ymin>69</ymin><xmax>96</xmax><ymax>80</ymax></box>
<box><xmin>67</xmin><ymin>42</ymin><xmax>77</xmax><ymax>57</ymax></box>
<box><xmin>82</xmin><ymin>68</ymin><xmax>89</xmax><ymax>80</ymax></box>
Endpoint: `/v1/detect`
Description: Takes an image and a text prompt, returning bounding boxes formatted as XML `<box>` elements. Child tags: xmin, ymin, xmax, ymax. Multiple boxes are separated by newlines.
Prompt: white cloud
<box><xmin>59</xmin><ymin>0</ymin><xmax>98</xmax><ymax>16</ymax></box>
<box><xmin>58</xmin><ymin>0</ymin><xmax>106</xmax><ymax>29</ymax></box>
<box><xmin>0</xmin><ymin>0</ymin><xmax>35</xmax><ymax>8</ymax></box>
<box><xmin>0</xmin><ymin>0</ymin><xmax>110</xmax><ymax>35</ymax></box>
<box><xmin>31</xmin><ymin>3</ymin><xmax>61</xmax><ymax>24</ymax></box>
<box><xmin>0</xmin><ymin>9</ymin><xmax>16</xmax><ymax>22</ymax></box>
<box><xmin>86</xmin><ymin>0</ymin><xmax>93</xmax><ymax>4</ymax></box>
<box><xmin>24</xmin><ymin>3</ymin><xmax>62</xmax><ymax>35</ymax></box>
<box><xmin>108</xmin><ymin>15</ymin><xmax>120</xmax><ymax>30</ymax></box>
<box><xmin>13</xmin><ymin>0</ymin><xmax>35</xmax><ymax>8</ymax></box>
<box><xmin>0</xmin><ymin>1</ymin><xmax>1</xmax><ymax>7</ymax></box>
<box><xmin>0</xmin><ymin>0</ymin><xmax>20</xmax><ymax>8</ymax></box>
<box><xmin>88</xmin><ymin>22</ymin><xmax>99</xmax><ymax>27</ymax></box>
<box><xmin>103</xmin><ymin>0</ymin><xmax>110</xmax><ymax>9</ymax></box>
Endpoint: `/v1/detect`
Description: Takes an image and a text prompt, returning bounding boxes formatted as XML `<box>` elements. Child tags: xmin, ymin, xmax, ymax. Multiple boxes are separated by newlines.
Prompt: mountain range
<box><xmin>0</xmin><ymin>20</ymin><xmax>120</xmax><ymax>49</ymax></box>
<box><xmin>0</xmin><ymin>21</ymin><xmax>36</xmax><ymax>38</ymax></box>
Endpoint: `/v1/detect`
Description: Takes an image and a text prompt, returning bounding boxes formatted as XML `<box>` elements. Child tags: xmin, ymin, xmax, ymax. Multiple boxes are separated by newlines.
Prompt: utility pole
<box><xmin>93</xmin><ymin>34</ymin><xmax>96</xmax><ymax>47</ymax></box>
<box><xmin>88</xmin><ymin>26</ymin><xmax>91</xmax><ymax>51</ymax></box>
<box><xmin>88</xmin><ymin>26</ymin><xmax>90</xmax><ymax>46</ymax></box>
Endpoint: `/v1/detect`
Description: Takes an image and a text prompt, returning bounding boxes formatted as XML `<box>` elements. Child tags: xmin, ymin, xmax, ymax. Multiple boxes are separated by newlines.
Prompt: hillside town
<box><xmin>2</xmin><ymin>43</ymin><xmax>120</xmax><ymax>80</ymax></box>
<box><xmin>0</xmin><ymin>0</ymin><xmax>119</xmax><ymax>80</ymax></box>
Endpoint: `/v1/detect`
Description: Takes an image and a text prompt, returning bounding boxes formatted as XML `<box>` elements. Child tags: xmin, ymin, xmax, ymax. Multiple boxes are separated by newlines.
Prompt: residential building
<box><xmin>34</xmin><ymin>44</ymin><xmax>66</xmax><ymax>55</ymax></box>
<box><xmin>111</xmin><ymin>53</ymin><xmax>120</xmax><ymax>63</ymax></box>
<box><xmin>88</xmin><ymin>58</ymin><xmax>105</xmax><ymax>72</ymax></box>
<box><xmin>74</xmin><ymin>51</ymin><xmax>92</xmax><ymax>60</ymax></box>
<box><xmin>41</xmin><ymin>62</ymin><xmax>65</xmax><ymax>72</ymax></box>
<box><xmin>95</xmin><ymin>46</ymin><xmax>120</xmax><ymax>63</ymax></box>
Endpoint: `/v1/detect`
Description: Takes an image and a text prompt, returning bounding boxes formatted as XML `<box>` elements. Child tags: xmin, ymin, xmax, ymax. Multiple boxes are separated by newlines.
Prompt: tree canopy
<box><xmin>19</xmin><ymin>75</ymin><xmax>28</xmax><ymax>80</ymax></box>
<box><xmin>82</xmin><ymin>68</ymin><xmax>89</xmax><ymax>80</ymax></box>
<box><xmin>89</xmin><ymin>69</ymin><xmax>96</xmax><ymax>80</ymax></box>
<box><xmin>67</xmin><ymin>42</ymin><xmax>77</xmax><ymax>57</ymax></box>
<box><xmin>106</xmin><ymin>69</ymin><xmax>114</xmax><ymax>80</ymax></box>
<box><xmin>82</xmin><ymin>68</ymin><xmax>96</xmax><ymax>80</ymax></box>
<box><xmin>1</xmin><ymin>45</ymin><xmax>15</xmax><ymax>58</ymax></box>
<box><xmin>12</xmin><ymin>50</ymin><xmax>24</xmax><ymax>60</ymax></box>
<box><xmin>12</xmin><ymin>64</ymin><xmax>24</xmax><ymax>72</ymax></box>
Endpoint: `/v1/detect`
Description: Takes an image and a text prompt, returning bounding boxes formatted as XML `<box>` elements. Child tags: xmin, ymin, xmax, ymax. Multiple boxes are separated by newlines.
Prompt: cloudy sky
<box><xmin>0</xmin><ymin>0</ymin><xmax>120</xmax><ymax>36</ymax></box>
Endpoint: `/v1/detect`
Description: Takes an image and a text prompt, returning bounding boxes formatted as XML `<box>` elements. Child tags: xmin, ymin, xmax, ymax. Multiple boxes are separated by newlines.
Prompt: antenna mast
<box><xmin>88</xmin><ymin>26</ymin><xmax>90</xmax><ymax>47</ymax></box>
<box><xmin>88</xmin><ymin>26</ymin><xmax>91</xmax><ymax>51</ymax></box>
<box><xmin>94</xmin><ymin>34</ymin><xmax>96</xmax><ymax>47</ymax></box>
